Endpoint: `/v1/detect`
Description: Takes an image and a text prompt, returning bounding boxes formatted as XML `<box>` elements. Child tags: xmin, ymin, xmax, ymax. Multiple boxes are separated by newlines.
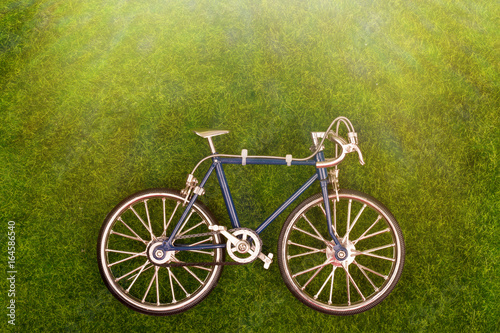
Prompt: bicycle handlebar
<box><xmin>315</xmin><ymin>132</ymin><xmax>365</xmax><ymax>168</ymax></box>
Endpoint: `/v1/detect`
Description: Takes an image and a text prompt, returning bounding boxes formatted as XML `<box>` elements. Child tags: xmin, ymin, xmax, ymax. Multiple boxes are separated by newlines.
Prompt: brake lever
<box><xmin>353</xmin><ymin>145</ymin><xmax>365</xmax><ymax>165</ymax></box>
<box><xmin>345</xmin><ymin>143</ymin><xmax>365</xmax><ymax>165</ymax></box>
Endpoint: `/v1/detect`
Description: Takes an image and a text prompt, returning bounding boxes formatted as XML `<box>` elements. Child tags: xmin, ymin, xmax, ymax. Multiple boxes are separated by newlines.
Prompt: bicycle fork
<box><xmin>316</xmin><ymin>152</ymin><xmax>349</xmax><ymax>262</ymax></box>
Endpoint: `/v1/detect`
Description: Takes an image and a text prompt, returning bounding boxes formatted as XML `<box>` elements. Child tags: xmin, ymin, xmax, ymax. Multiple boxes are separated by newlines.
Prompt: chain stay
<box><xmin>158</xmin><ymin>261</ymin><xmax>246</xmax><ymax>268</ymax></box>
<box><xmin>165</xmin><ymin>230</ymin><xmax>255</xmax><ymax>267</ymax></box>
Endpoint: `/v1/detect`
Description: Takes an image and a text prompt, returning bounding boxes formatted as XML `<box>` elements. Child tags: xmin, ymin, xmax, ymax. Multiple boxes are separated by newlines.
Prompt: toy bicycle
<box><xmin>97</xmin><ymin>117</ymin><xmax>405</xmax><ymax>315</ymax></box>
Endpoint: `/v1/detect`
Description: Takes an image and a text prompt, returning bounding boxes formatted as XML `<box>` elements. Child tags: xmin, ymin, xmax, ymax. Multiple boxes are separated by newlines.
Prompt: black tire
<box><xmin>97</xmin><ymin>189</ymin><xmax>224</xmax><ymax>315</ymax></box>
<box><xmin>278</xmin><ymin>189</ymin><xmax>405</xmax><ymax>315</ymax></box>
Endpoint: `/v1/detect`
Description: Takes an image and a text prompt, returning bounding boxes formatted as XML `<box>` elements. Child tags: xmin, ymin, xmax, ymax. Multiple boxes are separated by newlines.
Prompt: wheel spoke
<box><xmin>187</xmin><ymin>237</ymin><xmax>213</xmax><ymax>247</ymax></box>
<box><xmin>126</xmin><ymin>260</ymin><xmax>150</xmax><ymax>292</ymax></box>
<box><xmin>163</xmin><ymin>201</ymin><xmax>180</xmax><ymax>236</ymax></box>
<box><xmin>345</xmin><ymin>204</ymin><xmax>366</xmax><ymax>240</ymax></box>
<box><xmin>293</xmin><ymin>225</ymin><xmax>325</xmax><ymax>242</ymax></box>
<box><xmin>346</xmin><ymin>265</ymin><xmax>350</xmax><ymax>305</ymax></box>
<box><xmin>292</xmin><ymin>260</ymin><xmax>330</xmax><ymax>278</ymax></box>
<box><xmin>127</xmin><ymin>263</ymin><xmax>154</xmax><ymax>281</ymax></box>
<box><xmin>162</xmin><ymin>198</ymin><xmax>167</xmax><ymax>235</ymax></box>
<box><xmin>115</xmin><ymin>262</ymin><xmax>150</xmax><ymax>282</ymax></box>
<box><xmin>319</xmin><ymin>203</ymin><xmax>339</xmax><ymax>238</ymax></box>
<box><xmin>318</xmin><ymin>203</ymin><xmax>327</xmax><ymax>216</ymax></box>
<box><xmin>352</xmin><ymin>216</ymin><xmax>382</xmax><ymax>245</ymax></box>
<box><xmin>172</xmin><ymin>257</ymin><xmax>214</xmax><ymax>272</ymax></box>
<box><xmin>343</xmin><ymin>262</ymin><xmax>366</xmax><ymax>302</ymax></box>
<box><xmin>354</xmin><ymin>261</ymin><xmax>388</xmax><ymax>280</ymax></box>
<box><xmin>108</xmin><ymin>252</ymin><xmax>144</xmax><ymax>267</ymax></box>
<box><xmin>167</xmin><ymin>268</ymin><xmax>177</xmax><ymax>303</ymax></box>
<box><xmin>353</xmin><ymin>260</ymin><xmax>380</xmax><ymax>291</ymax></box>
<box><xmin>106</xmin><ymin>249</ymin><xmax>147</xmax><ymax>256</ymax></box>
<box><xmin>332</xmin><ymin>200</ymin><xmax>338</xmax><ymax>236</ymax></box>
<box><xmin>191</xmin><ymin>265</ymin><xmax>212</xmax><ymax>272</ymax></box>
<box><xmin>183</xmin><ymin>266</ymin><xmax>205</xmax><ymax>285</ymax></box>
<box><xmin>314</xmin><ymin>267</ymin><xmax>336</xmax><ymax>300</ymax></box>
<box><xmin>287</xmin><ymin>240</ymin><xmax>325</xmax><ymax>252</ymax></box>
<box><xmin>144</xmin><ymin>200</ymin><xmax>154</xmax><ymax>240</ymax></box>
<box><xmin>333</xmin><ymin>200</ymin><xmax>337</xmax><ymax>237</ymax></box>
<box><xmin>355</xmin><ymin>228</ymin><xmax>391</xmax><ymax>244</ymax></box>
<box><xmin>130</xmin><ymin>206</ymin><xmax>153</xmax><ymax>237</ymax></box>
<box><xmin>301</xmin><ymin>264</ymin><xmax>326</xmax><ymax>290</ymax></box>
<box><xmin>110</xmin><ymin>230</ymin><xmax>145</xmax><ymax>243</ymax></box>
<box><xmin>188</xmin><ymin>249</ymin><xmax>214</xmax><ymax>256</ymax></box>
<box><xmin>362</xmin><ymin>243</ymin><xmax>395</xmax><ymax>254</ymax></box>
<box><xmin>169</xmin><ymin>269</ymin><xmax>190</xmax><ymax>297</ymax></box>
<box><xmin>353</xmin><ymin>250</ymin><xmax>395</xmax><ymax>262</ymax></box>
<box><xmin>128</xmin><ymin>263</ymin><xmax>154</xmax><ymax>280</ymax></box>
<box><xmin>173</xmin><ymin>210</ymin><xmax>195</xmax><ymax>242</ymax></box>
<box><xmin>141</xmin><ymin>267</ymin><xmax>158</xmax><ymax>303</ymax></box>
<box><xmin>118</xmin><ymin>217</ymin><xmax>147</xmax><ymax>244</ymax></box>
<box><xmin>178</xmin><ymin>221</ymin><xmax>204</xmax><ymax>237</ymax></box>
<box><xmin>329</xmin><ymin>267</ymin><xmax>335</xmax><ymax>305</ymax></box>
<box><xmin>297</xmin><ymin>214</ymin><xmax>330</xmax><ymax>245</ymax></box>
<box><xmin>288</xmin><ymin>249</ymin><xmax>323</xmax><ymax>260</ymax></box>
<box><xmin>345</xmin><ymin>200</ymin><xmax>352</xmax><ymax>242</ymax></box>
<box><xmin>155</xmin><ymin>266</ymin><xmax>160</xmax><ymax>305</ymax></box>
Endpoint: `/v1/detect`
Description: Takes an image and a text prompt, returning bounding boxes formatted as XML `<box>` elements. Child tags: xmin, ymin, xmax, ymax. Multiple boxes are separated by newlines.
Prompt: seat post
<box><xmin>207</xmin><ymin>137</ymin><xmax>216</xmax><ymax>154</ymax></box>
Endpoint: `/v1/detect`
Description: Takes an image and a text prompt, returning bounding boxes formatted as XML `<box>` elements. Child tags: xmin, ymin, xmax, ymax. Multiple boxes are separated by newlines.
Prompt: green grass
<box><xmin>1</xmin><ymin>0</ymin><xmax>498</xmax><ymax>331</ymax></box>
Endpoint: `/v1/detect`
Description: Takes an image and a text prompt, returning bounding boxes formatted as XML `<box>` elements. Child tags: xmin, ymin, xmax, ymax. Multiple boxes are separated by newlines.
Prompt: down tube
<box><xmin>255</xmin><ymin>173</ymin><xmax>319</xmax><ymax>234</ymax></box>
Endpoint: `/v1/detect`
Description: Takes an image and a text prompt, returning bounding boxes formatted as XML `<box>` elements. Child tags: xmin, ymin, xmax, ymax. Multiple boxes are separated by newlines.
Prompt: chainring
<box><xmin>226</xmin><ymin>228</ymin><xmax>262</xmax><ymax>264</ymax></box>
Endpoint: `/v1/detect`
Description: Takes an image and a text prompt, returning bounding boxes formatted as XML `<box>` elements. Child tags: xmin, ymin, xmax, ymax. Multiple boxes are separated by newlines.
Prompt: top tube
<box><xmin>218</xmin><ymin>157</ymin><xmax>317</xmax><ymax>166</ymax></box>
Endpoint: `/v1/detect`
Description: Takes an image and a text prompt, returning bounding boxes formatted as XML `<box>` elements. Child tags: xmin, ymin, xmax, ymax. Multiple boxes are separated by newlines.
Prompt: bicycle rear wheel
<box><xmin>97</xmin><ymin>189</ymin><xmax>224</xmax><ymax>315</ymax></box>
<box><xmin>278</xmin><ymin>189</ymin><xmax>404</xmax><ymax>315</ymax></box>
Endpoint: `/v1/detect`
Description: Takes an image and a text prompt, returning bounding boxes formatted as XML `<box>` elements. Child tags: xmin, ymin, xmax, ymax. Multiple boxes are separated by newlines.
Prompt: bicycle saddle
<box><xmin>193</xmin><ymin>129</ymin><xmax>230</xmax><ymax>138</ymax></box>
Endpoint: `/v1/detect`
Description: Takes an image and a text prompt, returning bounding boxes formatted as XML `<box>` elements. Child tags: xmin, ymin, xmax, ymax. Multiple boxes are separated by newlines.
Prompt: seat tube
<box><xmin>214</xmin><ymin>158</ymin><xmax>241</xmax><ymax>228</ymax></box>
<box><xmin>316</xmin><ymin>152</ymin><xmax>341</xmax><ymax>246</ymax></box>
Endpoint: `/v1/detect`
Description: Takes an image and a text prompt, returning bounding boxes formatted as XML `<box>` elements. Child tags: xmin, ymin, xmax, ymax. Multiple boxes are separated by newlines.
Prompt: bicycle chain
<box><xmin>160</xmin><ymin>230</ymin><xmax>250</xmax><ymax>268</ymax></box>
<box><xmin>173</xmin><ymin>231</ymin><xmax>219</xmax><ymax>240</ymax></box>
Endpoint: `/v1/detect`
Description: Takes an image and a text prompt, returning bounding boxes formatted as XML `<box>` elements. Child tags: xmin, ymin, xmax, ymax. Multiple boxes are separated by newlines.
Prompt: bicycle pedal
<box><xmin>258</xmin><ymin>252</ymin><xmax>274</xmax><ymax>270</ymax></box>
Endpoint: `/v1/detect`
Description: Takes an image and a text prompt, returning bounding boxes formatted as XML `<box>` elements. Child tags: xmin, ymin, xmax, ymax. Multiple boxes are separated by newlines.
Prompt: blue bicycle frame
<box><xmin>162</xmin><ymin>151</ymin><xmax>342</xmax><ymax>252</ymax></box>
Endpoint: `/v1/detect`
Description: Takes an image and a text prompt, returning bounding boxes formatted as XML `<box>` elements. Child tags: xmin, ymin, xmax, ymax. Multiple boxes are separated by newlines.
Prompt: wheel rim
<box><xmin>280</xmin><ymin>192</ymin><xmax>404</xmax><ymax>313</ymax></box>
<box><xmin>98</xmin><ymin>191</ymin><xmax>223</xmax><ymax>314</ymax></box>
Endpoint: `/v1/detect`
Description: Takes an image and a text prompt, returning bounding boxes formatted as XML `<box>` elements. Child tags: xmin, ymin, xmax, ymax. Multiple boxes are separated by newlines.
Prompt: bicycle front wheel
<box><xmin>97</xmin><ymin>189</ymin><xmax>224</xmax><ymax>315</ymax></box>
<box><xmin>278</xmin><ymin>189</ymin><xmax>405</xmax><ymax>315</ymax></box>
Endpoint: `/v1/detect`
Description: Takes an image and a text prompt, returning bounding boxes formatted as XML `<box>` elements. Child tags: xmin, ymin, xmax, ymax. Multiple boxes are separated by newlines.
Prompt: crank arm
<box><xmin>208</xmin><ymin>225</ymin><xmax>241</xmax><ymax>245</ymax></box>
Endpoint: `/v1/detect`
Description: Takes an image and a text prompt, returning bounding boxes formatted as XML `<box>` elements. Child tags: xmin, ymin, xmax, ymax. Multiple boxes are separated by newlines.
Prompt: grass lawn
<box><xmin>1</xmin><ymin>0</ymin><xmax>498</xmax><ymax>331</ymax></box>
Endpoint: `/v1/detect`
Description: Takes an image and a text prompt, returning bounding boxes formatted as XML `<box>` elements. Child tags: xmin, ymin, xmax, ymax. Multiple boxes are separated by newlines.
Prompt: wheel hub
<box><xmin>327</xmin><ymin>239</ymin><xmax>356</xmax><ymax>266</ymax></box>
<box><xmin>148</xmin><ymin>240</ymin><xmax>175</xmax><ymax>265</ymax></box>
